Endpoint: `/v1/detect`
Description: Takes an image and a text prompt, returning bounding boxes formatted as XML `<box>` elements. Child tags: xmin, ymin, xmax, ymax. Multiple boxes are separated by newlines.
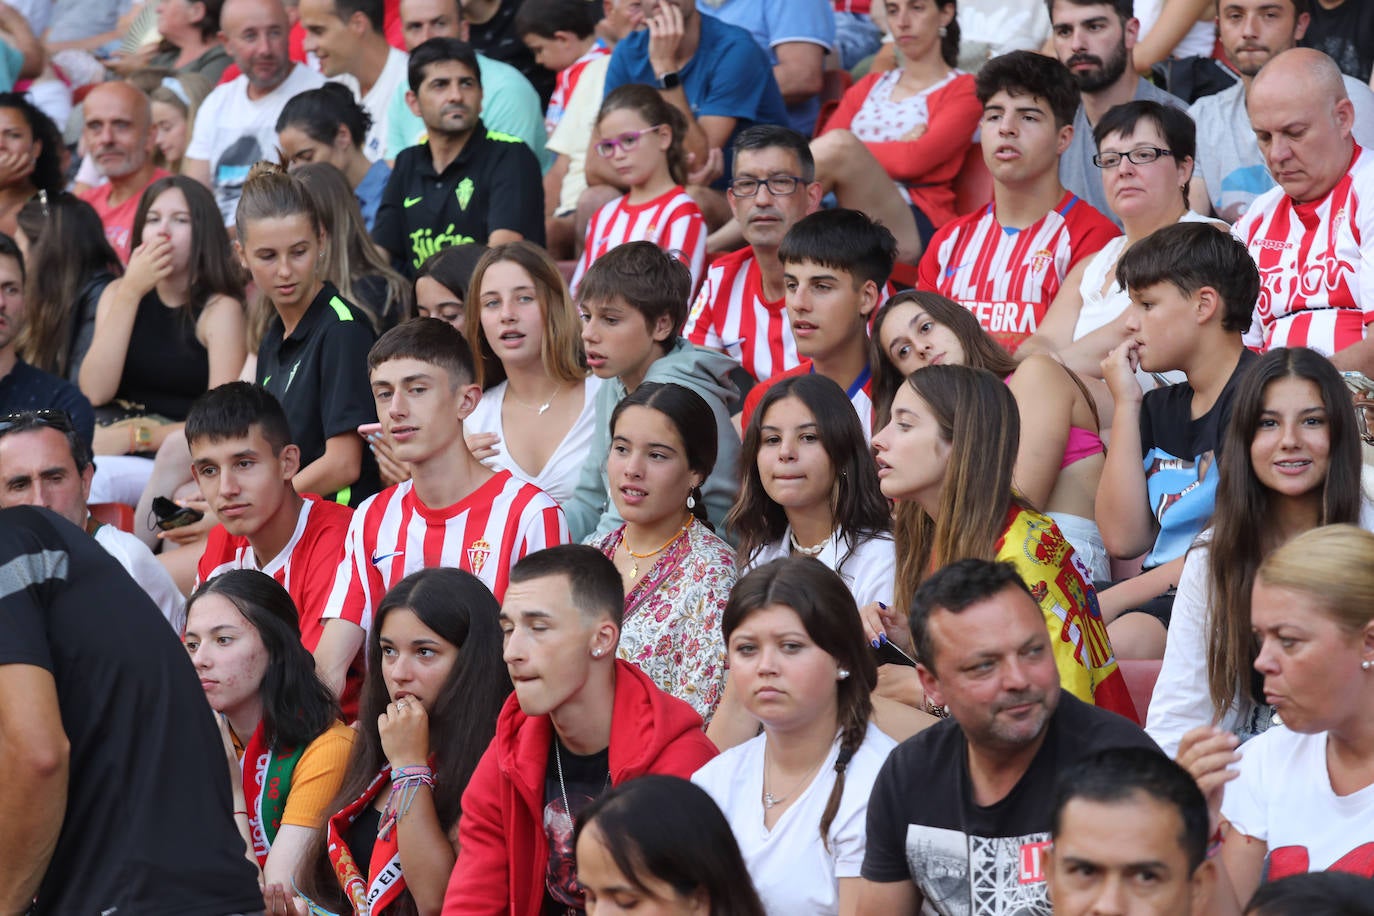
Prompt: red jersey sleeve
<box><xmin>918</xmin><ymin>220</ymin><xmax>959</xmax><ymax>290</ymax></box>
<box><xmin>685</xmin><ymin>264</ymin><xmax>722</xmax><ymax>347</ymax></box>
<box><xmin>1066</xmin><ymin>202</ymin><xmax>1122</xmax><ymax>270</ymax></box>
<box><xmin>321</xmin><ymin>502</ymin><xmax>382</xmax><ymax>632</ymax></box>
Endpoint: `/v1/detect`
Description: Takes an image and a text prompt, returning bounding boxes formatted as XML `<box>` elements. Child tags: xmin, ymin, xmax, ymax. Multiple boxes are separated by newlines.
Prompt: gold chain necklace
<box><xmin>623</xmin><ymin>516</ymin><xmax>691</xmax><ymax>579</ymax></box>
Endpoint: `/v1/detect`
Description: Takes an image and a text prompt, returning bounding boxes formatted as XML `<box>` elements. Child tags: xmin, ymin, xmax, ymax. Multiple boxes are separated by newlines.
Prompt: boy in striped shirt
<box><xmin>918</xmin><ymin>51</ymin><xmax>1117</xmax><ymax>353</ymax></box>
<box><xmin>316</xmin><ymin>319</ymin><xmax>567</xmax><ymax>695</ymax></box>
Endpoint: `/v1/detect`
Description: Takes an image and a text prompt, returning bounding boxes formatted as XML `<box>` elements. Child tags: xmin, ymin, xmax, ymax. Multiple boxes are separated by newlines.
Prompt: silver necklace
<box><xmin>554</xmin><ymin>740</ymin><xmax>611</xmax><ymax>822</ymax></box>
<box><xmin>508</xmin><ymin>382</ymin><xmax>564</xmax><ymax>415</ymax></box>
<box><xmin>762</xmin><ymin>740</ymin><xmax>827</xmax><ymax>809</ymax></box>
<box><xmin>788</xmin><ymin>528</ymin><xmax>828</xmax><ymax>557</ymax></box>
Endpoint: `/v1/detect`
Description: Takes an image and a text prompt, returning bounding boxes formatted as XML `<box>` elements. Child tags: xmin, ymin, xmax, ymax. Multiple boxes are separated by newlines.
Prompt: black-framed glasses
<box><xmin>727</xmin><ymin>175</ymin><xmax>805</xmax><ymax>197</ymax></box>
<box><xmin>594</xmin><ymin>125</ymin><xmax>666</xmax><ymax>157</ymax></box>
<box><xmin>1092</xmin><ymin>147</ymin><xmax>1174</xmax><ymax>169</ymax></box>
<box><xmin>0</xmin><ymin>409</ymin><xmax>74</xmax><ymax>436</ymax></box>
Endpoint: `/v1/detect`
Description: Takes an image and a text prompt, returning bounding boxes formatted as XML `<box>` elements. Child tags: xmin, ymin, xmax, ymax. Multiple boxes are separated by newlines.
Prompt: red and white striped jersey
<box><xmin>918</xmin><ymin>192</ymin><xmax>1119</xmax><ymax>352</ymax></box>
<box><xmin>571</xmin><ymin>186</ymin><xmax>707</xmax><ymax>295</ymax></box>
<box><xmin>197</xmin><ymin>496</ymin><xmax>353</xmax><ymax>651</ymax></box>
<box><xmin>740</xmin><ymin>361</ymin><xmax>875</xmax><ymax>442</ymax></box>
<box><xmin>685</xmin><ymin>246</ymin><xmax>800</xmax><ymax>382</ymax></box>
<box><xmin>1233</xmin><ymin>145</ymin><xmax>1374</xmax><ymax>355</ymax></box>
<box><xmin>545</xmin><ymin>40</ymin><xmax>610</xmax><ymax>136</ymax></box>
<box><xmin>322</xmin><ymin>471</ymin><xmax>568</xmax><ymax>633</ymax></box>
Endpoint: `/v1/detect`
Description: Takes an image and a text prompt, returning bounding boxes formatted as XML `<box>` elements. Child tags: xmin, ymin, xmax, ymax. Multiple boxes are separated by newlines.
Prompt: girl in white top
<box><xmin>1023</xmin><ymin>101</ymin><xmax>1222</xmax><ymax>399</ymax></box>
<box><xmin>1132</xmin><ymin>0</ymin><xmax>1219</xmax><ymax>73</ymax></box>
<box><xmin>729</xmin><ymin>373</ymin><xmax>895</xmax><ymax>610</ymax></box>
<box><xmin>693</xmin><ymin>558</ymin><xmax>896</xmax><ymax>916</ymax></box>
<box><xmin>1179</xmin><ymin>524</ymin><xmax>1374</xmax><ymax>914</ymax></box>
<box><xmin>1147</xmin><ymin>348</ymin><xmax>1370</xmax><ymax>757</ymax></box>
<box><xmin>462</xmin><ymin>242</ymin><xmax>600</xmax><ymax>506</ymax></box>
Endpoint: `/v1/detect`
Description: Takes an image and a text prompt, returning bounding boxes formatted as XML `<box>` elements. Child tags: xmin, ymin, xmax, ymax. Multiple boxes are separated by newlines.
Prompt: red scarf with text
<box><xmin>325</xmin><ymin>769</ymin><xmax>405</xmax><ymax>915</ymax></box>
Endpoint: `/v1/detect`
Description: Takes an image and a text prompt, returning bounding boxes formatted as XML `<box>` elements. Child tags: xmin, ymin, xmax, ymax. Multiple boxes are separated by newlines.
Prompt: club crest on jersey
<box><xmin>467</xmin><ymin>538</ymin><xmax>492</xmax><ymax>575</ymax></box>
<box><xmin>1028</xmin><ymin>248</ymin><xmax>1053</xmax><ymax>275</ymax></box>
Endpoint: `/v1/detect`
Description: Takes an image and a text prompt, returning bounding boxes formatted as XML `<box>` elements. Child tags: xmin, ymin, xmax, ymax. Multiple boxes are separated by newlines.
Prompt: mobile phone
<box><xmin>357</xmin><ymin>422</ymin><xmax>383</xmax><ymax>438</ymax></box>
<box><xmin>874</xmin><ymin>639</ymin><xmax>917</xmax><ymax>668</ymax></box>
<box><xmin>152</xmin><ymin>496</ymin><xmax>204</xmax><ymax>531</ymax></box>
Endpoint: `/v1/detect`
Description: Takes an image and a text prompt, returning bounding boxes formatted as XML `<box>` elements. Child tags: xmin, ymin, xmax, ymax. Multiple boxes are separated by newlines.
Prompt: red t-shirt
<box><xmin>80</xmin><ymin>168</ymin><xmax>173</xmax><ymax>264</ymax></box>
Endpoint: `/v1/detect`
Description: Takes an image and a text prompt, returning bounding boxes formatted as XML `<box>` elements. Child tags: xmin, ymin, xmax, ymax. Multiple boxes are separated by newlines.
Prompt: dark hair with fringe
<box><xmin>514</xmin><ymin>0</ymin><xmax>599</xmax><ymax>39</ymax></box>
<box><xmin>869</xmin><ymin>291</ymin><xmax>1017</xmax><ymax>431</ymax></box>
<box><xmin>15</xmin><ymin>193</ymin><xmax>123</xmax><ymax>376</ymax></box>
<box><xmin>296</xmin><ymin>567</ymin><xmax>512</xmax><ymax>916</ymax></box>
<box><xmin>778</xmin><ymin>209</ymin><xmax>897</xmax><ymax>290</ymax></box>
<box><xmin>723</xmin><ymin>558</ymin><xmax>877</xmax><ymax>852</ymax></box>
<box><xmin>597</xmin><ymin>83</ymin><xmax>689</xmax><ymax>186</ymax></box>
<box><xmin>1092</xmin><ymin>100</ymin><xmax>1198</xmax><ymax>204</ymax></box>
<box><xmin>0</xmin><ymin>93</ymin><xmax>63</xmax><ymax>193</ymax></box>
<box><xmin>276</xmin><ymin>82</ymin><xmax>373</xmax><ymax>152</ymax></box>
<box><xmin>509</xmin><ymin>544</ymin><xmax>626</xmax><ymax>627</ymax></box>
<box><xmin>908</xmin><ymin>558</ymin><xmax>1033</xmax><ymax>671</ymax></box>
<box><xmin>186</xmin><ymin>569</ymin><xmax>339</xmax><ymax>749</ymax></box>
<box><xmin>610</xmin><ymin>381</ymin><xmax>718</xmax><ymax>530</ymax></box>
<box><xmin>1116</xmin><ymin>222</ymin><xmax>1257</xmax><ymax>333</ymax></box>
<box><xmin>728</xmin><ymin>373</ymin><xmax>890</xmax><ymax>568</ymax></box>
<box><xmin>1051</xmin><ymin>746</ymin><xmax>1210</xmax><ymax>871</ymax></box>
<box><xmin>576</xmin><ymin>240</ymin><xmax>693</xmax><ymax>340</ymax></box>
<box><xmin>887</xmin><ymin>365</ymin><xmax>1028</xmax><ymax>614</ymax></box>
<box><xmin>408</xmin><ymin>36</ymin><xmax>481</xmax><ymax>93</ymax></box>
<box><xmin>368</xmin><ymin>315</ymin><xmax>477</xmax><ymax>388</ymax></box>
<box><xmin>732</xmin><ymin>123</ymin><xmax>816</xmax><ymax>181</ymax></box>
<box><xmin>975</xmin><ymin>49</ymin><xmax>1079</xmax><ymax>128</ymax></box>
<box><xmin>1204</xmin><ymin>347</ymin><xmax>1362</xmax><ymax>722</ymax></box>
<box><xmin>186</xmin><ymin>381</ymin><xmax>294</xmax><ymax>456</ymax></box>
<box><xmin>133</xmin><ymin>175</ymin><xmax>247</xmax><ymax>323</ymax></box>
<box><xmin>575</xmin><ymin>776</ymin><xmax>768</xmax><ymax>916</ymax></box>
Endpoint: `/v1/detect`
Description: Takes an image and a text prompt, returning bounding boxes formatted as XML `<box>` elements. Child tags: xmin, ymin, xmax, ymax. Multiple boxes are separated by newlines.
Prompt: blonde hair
<box><xmin>465</xmin><ymin>242</ymin><xmax>587</xmax><ymax>388</ymax></box>
<box><xmin>1257</xmin><ymin>524</ymin><xmax>1374</xmax><ymax>635</ymax></box>
<box><xmin>146</xmin><ymin>71</ymin><xmax>213</xmax><ymax>172</ymax></box>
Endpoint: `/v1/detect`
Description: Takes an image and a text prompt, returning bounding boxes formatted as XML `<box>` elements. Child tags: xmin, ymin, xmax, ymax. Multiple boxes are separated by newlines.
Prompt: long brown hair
<box><xmin>723</xmin><ymin>557</ymin><xmax>877</xmax><ymax>852</ymax></box>
<box><xmin>1205</xmin><ymin>348</ymin><xmax>1363</xmax><ymax>720</ymax></box>
<box><xmin>890</xmin><ymin>364</ymin><xmax>1027</xmax><ymax>612</ymax></box>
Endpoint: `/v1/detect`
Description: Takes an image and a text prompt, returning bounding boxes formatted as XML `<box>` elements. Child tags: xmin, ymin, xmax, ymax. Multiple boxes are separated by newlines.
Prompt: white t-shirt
<box><xmin>693</xmin><ymin>723</ymin><xmax>897</xmax><ymax>916</ymax></box>
<box><xmin>464</xmin><ymin>376</ymin><xmax>603</xmax><ymax>507</ymax></box>
<box><xmin>187</xmin><ymin>63</ymin><xmax>328</xmax><ymax>224</ymax></box>
<box><xmin>1222</xmin><ymin>726</ymin><xmax>1374</xmax><ymax>879</ymax></box>
<box><xmin>1147</xmin><ymin>499</ymin><xmax>1374</xmax><ymax>757</ymax></box>
<box><xmin>332</xmin><ymin>46</ymin><xmax>409</xmax><ymax>163</ymax></box>
<box><xmin>94</xmin><ymin>523</ymin><xmax>186</xmax><ymax>633</ymax></box>
<box><xmin>1134</xmin><ymin>0</ymin><xmax>1217</xmax><ymax>61</ymax></box>
<box><xmin>546</xmin><ymin>55</ymin><xmax>609</xmax><ymax>217</ymax></box>
<box><xmin>742</xmin><ymin>529</ymin><xmax>895</xmax><ymax>609</ymax></box>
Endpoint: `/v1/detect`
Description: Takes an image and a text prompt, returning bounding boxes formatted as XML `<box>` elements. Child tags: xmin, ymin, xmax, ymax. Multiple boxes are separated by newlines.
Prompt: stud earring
<box><xmin>1363</xmin><ymin>659</ymin><xmax>1372</xmax><ymax>671</ymax></box>
<box><xmin>837</xmin><ymin>668</ymin><xmax>850</xmax><ymax>680</ymax></box>
<box><xmin>593</xmin><ymin>648</ymin><xmax>602</xmax><ymax>658</ymax></box>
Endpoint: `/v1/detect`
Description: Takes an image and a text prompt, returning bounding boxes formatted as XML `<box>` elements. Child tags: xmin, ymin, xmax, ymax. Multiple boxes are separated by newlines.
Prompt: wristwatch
<box><xmin>131</xmin><ymin>422</ymin><xmax>153</xmax><ymax>452</ymax></box>
<box><xmin>655</xmin><ymin>70</ymin><xmax>681</xmax><ymax>91</ymax></box>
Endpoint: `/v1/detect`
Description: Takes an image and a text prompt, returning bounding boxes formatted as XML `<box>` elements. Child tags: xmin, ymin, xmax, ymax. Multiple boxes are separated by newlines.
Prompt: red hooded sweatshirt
<box><xmin>441</xmin><ymin>659</ymin><xmax>719</xmax><ymax>916</ymax></box>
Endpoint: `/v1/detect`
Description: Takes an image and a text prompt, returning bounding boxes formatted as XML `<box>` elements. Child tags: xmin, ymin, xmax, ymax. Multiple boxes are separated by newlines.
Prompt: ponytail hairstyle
<box><xmin>1205</xmin><ymin>347</ymin><xmax>1362</xmax><ymax>720</ymax></box>
<box><xmin>609</xmin><ymin>382</ymin><xmax>717</xmax><ymax>530</ymax></box>
<box><xmin>234</xmin><ymin>160</ymin><xmax>323</xmax><ymax>245</ymax></box>
<box><xmin>596</xmin><ymin>83</ymin><xmax>689</xmax><ymax>186</ymax></box>
<box><xmin>723</xmin><ymin>558</ymin><xmax>877</xmax><ymax>851</ymax></box>
<box><xmin>186</xmin><ymin>570</ymin><xmax>339</xmax><ymax>751</ymax></box>
<box><xmin>889</xmin><ymin>364</ymin><xmax>1026</xmax><ymax>613</ymax></box>
<box><xmin>275</xmin><ymin>81</ymin><xmax>373</xmax><ymax>155</ymax></box>
<box><xmin>728</xmin><ymin>373</ymin><xmax>890</xmax><ymax>567</ymax></box>
<box><xmin>869</xmin><ymin>290</ymin><xmax>1016</xmax><ymax>431</ymax></box>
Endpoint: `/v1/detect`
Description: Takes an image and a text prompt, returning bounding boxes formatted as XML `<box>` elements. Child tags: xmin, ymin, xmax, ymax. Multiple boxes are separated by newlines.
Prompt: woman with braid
<box><xmin>693</xmin><ymin>557</ymin><xmax>895</xmax><ymax>916</ymax></box>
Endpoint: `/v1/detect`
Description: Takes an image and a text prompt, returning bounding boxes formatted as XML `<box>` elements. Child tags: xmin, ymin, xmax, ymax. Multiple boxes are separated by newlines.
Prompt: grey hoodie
<box><xmin>566</xmin><ymin>337</ymin><xmax>742</xmax><ymax>543</ymax></box>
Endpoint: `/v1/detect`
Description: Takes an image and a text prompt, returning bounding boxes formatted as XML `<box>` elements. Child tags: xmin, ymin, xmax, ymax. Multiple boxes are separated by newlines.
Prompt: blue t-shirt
<box><xmin>1137</xmin><ymin>349</ymin><xmax>1255</xmax><ymax>568</ymax></box>
<box><xmin>355</xmin><ymin>157</ymin><xmax>391</xmax><ymax>233</ymax></box>
<box><xmin>604</xmin><ymin>13</ymin><xmax>789</xmax><ymax>181</ymax></box>
<box><xmin>698</xmin><ymin>0</ymin><xmax>834</xmax><ymax>137</ymax></box>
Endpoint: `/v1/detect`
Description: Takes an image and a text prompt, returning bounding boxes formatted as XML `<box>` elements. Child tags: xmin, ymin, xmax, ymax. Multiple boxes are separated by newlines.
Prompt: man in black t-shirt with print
<box><xmin>373</xmin><ymin>37</ymin><xmax>544</xmax><ymax>278</ymax></box>
<box><xmin>858</xmin><ymin>559</ymin><xmax>1158</xmax><ymax>916</ymax></box>
<box><xmin>0</xmin><ymin>505</ymin><xmax>262</xmax><ymax>916</ymax></box>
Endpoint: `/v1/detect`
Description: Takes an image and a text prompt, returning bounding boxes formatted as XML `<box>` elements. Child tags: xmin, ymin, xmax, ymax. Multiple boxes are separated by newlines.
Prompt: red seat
<box><xmin>89</xmin><ymin>502</ymin><xmax>136</xmax><ymax>533</ymax></box>
<box><xmin>1118</xmin><ymin>658</ymin><xmax>1163</xmax><ymax>725</ymax></box>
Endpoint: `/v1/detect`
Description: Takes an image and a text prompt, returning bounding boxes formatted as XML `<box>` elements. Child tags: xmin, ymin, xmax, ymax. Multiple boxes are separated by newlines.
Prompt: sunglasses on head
<box><xmin>0</xmin><ymin>409</ymin><xmax>75</xmax><ymax>436</ymax></box>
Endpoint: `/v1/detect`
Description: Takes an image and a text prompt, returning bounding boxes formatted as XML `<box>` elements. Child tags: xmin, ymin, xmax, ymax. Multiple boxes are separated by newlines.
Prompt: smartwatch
<box><xmin>655</xmin><ymin>70</ymin><xmax>681</xmax><ymax>91</ymax></box>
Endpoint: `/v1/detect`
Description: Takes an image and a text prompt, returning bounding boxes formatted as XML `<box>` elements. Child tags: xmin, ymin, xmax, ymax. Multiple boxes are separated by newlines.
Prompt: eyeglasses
<box><xmin>0</xmin><ymin>409</ymin><xmax>74</xmax><ymax>436</ymax></box>
<box><xmin>727</xmin><ymin>175</ymin><xmax>805</xmax><ymax>198</ymax></box>
<box><xmin>1092</xmin><ymin>147</ymin><xmax>1174</xmax><ymax>169</ymax></box>
<box><xmin>594</xmin><ymin>125</ymin><xmax>666</xmax><ymax>157</ymax></box>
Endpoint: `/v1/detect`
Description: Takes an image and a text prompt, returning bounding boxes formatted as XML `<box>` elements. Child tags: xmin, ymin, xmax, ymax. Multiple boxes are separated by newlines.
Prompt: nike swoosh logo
<box><xmin>944</xmin><ymin>263</ymin><xmax>966</xmax><ymax>278</ymax></box>
<box><xmin>403</xmin><ymin>196</ymin><xmax>423</xmax><ymax>208</ymax></box>
<box><xmin>371</xmin><ymin>550</ymin><xmax>404</xmax><ymax>566</ymax></box>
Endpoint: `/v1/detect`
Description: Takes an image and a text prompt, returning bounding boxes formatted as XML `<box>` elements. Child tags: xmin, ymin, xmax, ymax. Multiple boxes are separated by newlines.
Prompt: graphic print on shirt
<box><xmin>904</xmin><ymin>824</ymin><xmax>1052</xmax><ymax>915</ymax></box>
<box><xmin>1269</xmin><ymin>843</ymin><xmax>1374</xmax><ymax>882</ymax></box>
<box><xmin>1143</xmin><ymin>447</ymin><xmax>1216</xmax><ymax>565</ymax></box>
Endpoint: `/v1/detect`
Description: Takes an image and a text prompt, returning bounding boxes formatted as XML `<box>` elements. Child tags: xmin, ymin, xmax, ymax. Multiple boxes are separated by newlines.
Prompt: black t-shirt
<box><xmin>373</xmin><ymin>121</ymin><xmax>546</xmax><ymax>278</ymax></box>
<box><xmin>0</xmin><ymin>506</ymin><xmax>262</xmax><ymax>916</ymax></box>
<box><xmin>468</xmin><ymin>0</ymin><xmax>555</xmax><ymax>106</ymax></box>
<box><xmin>861</xmin><ymin>693</ymin><xmax>1159</xmax><ymax>915</ymax></box>
<box><xmin>257</xmin><ymin>281</ymin><xmax>380</xmax><ymax>507</ymax></box>
<box><xmin>114</xmin><ymin>289</ymin><xmax>210</xmax><ymax>421</ymax></box>
<box><xmin>1136</xmin><ymin>348</ymin><xmax>1255</xmax><ymax>568</ymax></box>
<box><xmin>543</xmin><ymin>737</ymin><xmax>611</xmax><ymax>916</ymax></box>
<box><xmin>1299</xmin><ymin>0</ymin><xmax>1374</xmax><ymax>82</ymax></box>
